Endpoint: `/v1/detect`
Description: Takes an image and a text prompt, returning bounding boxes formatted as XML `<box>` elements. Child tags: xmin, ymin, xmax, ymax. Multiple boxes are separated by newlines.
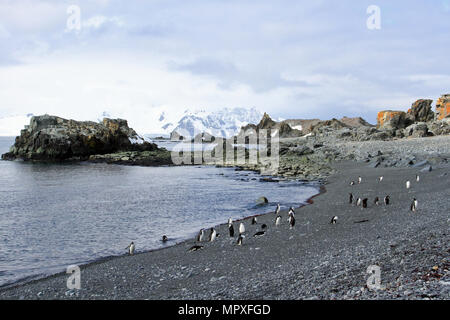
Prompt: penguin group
<box><xmin>345</xmin><ymin>172</ymin><xmax>420</xmax><ymax>223</ymax></box>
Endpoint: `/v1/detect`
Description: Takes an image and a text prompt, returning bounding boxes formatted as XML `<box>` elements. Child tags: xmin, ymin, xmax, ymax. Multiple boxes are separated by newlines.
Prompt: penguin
<box><xmin>196</xmin><ymin>229</ymin><xmax>205</xmax><ymax>242</ymax></box>
<box><xmin>358</xmin><ymin>176</ymin><xmax>362</xmax><ymax>184</ymax></box>
<box><xmin>228</xmin><ymin>218</ymin><xmax>233</xmax><ymax>226</ymax></box>
<box><xmin>410</xmin><ymin>198</ymin><xmax>418</xmax><ymax>212</ymax></box>
<box><xmin>330</xmin><ymin>216</ymin><xmax>338</xmax><ymax>224</ymax></box>
<box><xmin>356</xmin><ymin>198</ymin><xmax>362</xmax><ymax>206</ymax></box>
<box><xmin>261</xmin><ymin>224</ymin><xmax>267</xmax><ymax>230</ymax></box>
<box><xmin>350</xmin><ymin>181</ymin><xmax>355</xmax><ymax>186</ymax></box>
<box><xmin>236</xmin><ymin>234</ymin><xmax>244</xmax><ymax>246</ymax></box>
<box><xmin>362</xmin><ymin>198</ymin><xmax>368</xmax><ymax>208</ymax></box>
<box><xmin>288</xmin><ymin>207</ymin><xmax>296</xmax><ymax>217</ymax></box>
<box><xmin>275</xmin><ymin>203</ymin><xmax>280</xmax><ymax>215</ymax></box>
<box><xmin>349</xmin><ymin>193</ymin><xmax>354</xmax><ymax>204</ymax></box>
<box><xmin>275</xmin><ymin>215</ymin><xmax>281</xmax><ymax>226</ymax></box>
<box><xmin>126</xmin><ymin>242</ymin><xmax>135</xmax><ymax>255</ymax></box>
<box><xmin>406</xmin><ymin>180</ymin><xmax>411</xmax><ymax>189</ymax></box>
<box><xmin>239</xmin><ymin>222</ymin><xmax>245</xmax><ymax>235</ymax></box>
<box><xmin>288</xmin><ymin>213</ymin><xmax>295</xmax><ymax>229</ymax></box>
<box><xmin>188</xmin><ymin>245</ymin><xmax>203</xmax><ymax>252</ymax></box>
<box><xmin>378</xmin><ymin>176</ymin><xmax>383</xmax><ymax>182</ymax></box>
<box><xmin>251</xmin><ymin>217</ymin><xmax>257</xmax><ymax>225</ymax></box>
<box><xmin>228</xmin><ymin>224</ymin><xmax>235</xmax><ymax>237</ymax></box>
<box><xmin>384</xmin><ymin>195</ymin><xmax>390</xmax><ymax>205</ymax></box>
<box><xmin>208</xmin><ymin>228</ymin><xmax>217</xmax><ymax>242</ymax></box>
<box><xmin>374</xmin><ymin>197</ymin><xmax>380</xmax><ymax>206</ymax></box>
<box><xmin>253</xmin><ymin>231</ymin><xmax>265</xmax><ymax>237</ymax></box>
<box><xmin>162</xmin><ymin>235</ymin><xmax>168</xmax><ymax>243</ymax></box>
<box><xmin>416</xmin><ymin>174</ymin><xmax>420</xmax><ymax>182</ymax></box>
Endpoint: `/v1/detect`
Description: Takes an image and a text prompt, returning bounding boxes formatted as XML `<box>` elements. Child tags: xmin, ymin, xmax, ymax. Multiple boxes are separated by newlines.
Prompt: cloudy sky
<box><xmin>1</xmin><ymin>0</ymin><xmax>449</xmax><ymax>132</ymax></box>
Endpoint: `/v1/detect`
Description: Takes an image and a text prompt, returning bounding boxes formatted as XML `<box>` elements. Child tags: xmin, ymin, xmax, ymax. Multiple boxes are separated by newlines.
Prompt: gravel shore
<box><xmin>0</xmin><ymin>138</ymin><xmax>449</xmax><ymax>300</ymax></box>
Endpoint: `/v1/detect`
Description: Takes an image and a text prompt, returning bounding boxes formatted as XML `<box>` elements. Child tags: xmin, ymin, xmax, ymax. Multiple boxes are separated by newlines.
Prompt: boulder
<box><xmin>436</xmin><ymin>94</ymin><xmax>450</xmax><ymax>120</ymax></box>
<box><xmin>1</xmin><ymin>115</ymin><xmax>158</xmax><ymax>161</ymax></box>
<box><xmin>376</xmin><ymin>111</ymin><xmax>413</xmax><ymax>130</ymax></box>
<box><xmin>403</xmin><ymin>122</ymin><xmax>430</xmax><ymax>138</ymax></box>
<box><xmin>407</xmin><ymin>99</ymin><xmax>434</xmax><ymax>122</ymax></box>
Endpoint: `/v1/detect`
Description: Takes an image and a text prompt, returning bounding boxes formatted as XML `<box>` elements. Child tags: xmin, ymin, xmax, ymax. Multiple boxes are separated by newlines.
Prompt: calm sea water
<box><xmin>0</xmin><ymin>137</ymin><xmax>319</xmax><ymax>287</ymax></box>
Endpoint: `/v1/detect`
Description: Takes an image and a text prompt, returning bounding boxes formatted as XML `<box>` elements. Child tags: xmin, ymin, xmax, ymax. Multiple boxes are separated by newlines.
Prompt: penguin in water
<box><xmin>288</xmin><ymin>211</ymin><xmax>296</xmax><ymax>229</ymax></box>
<box><xmin>162</xmin><ymin>235</ymin><xmax>168</xmax><ymax>243</ymax></box>
<box><xmin>236</xmin><ymin>234</ymin><xmax>245</xmax><ymax>246</ymax></box>
<box><xmin>239</xmin><ymin>222</ymin><xmax>245</xmax><ymax>234</ymax></box>
<box><xmin>362</xmin><ymin>198</ymin><xmax>368</xmax><ymax>208</ymax></box>
<box><xmin>330</xmin><ymin>216</ymin><xmax>338</xmax><ymax>224</ymax></box>
<box><xmin>416</xmin><ymin>174</ymin><xmax>420</xmax><ymax>182</ymax></box>
<box><xmin>410</xmin><ymin>198</ymin><xmax>418</xmax><ymax>212</ymax></box>
<box><xmin>188</xmin><ymin>245</ymin><xmax>203</xmax><ymax>252</ymax></box>
<box><xmin>374</xmin><ymin>197</ymin><xmax>380</xmax><ymax>206</ymax></box>
<box><xmin>126</xmin><ymin>242</ymin><xmax>135</xmax><ymax>255</ymax></box>
<box><xmin>208</xmin><ymin>228</ymin><xmax>217</xmax><ymax>242</ymax></box>
<box><xmin>251</xmin><ymin>217</ymin><xmax>258</xmax><ymax>225</ymax></box>
<box><xmin>384</xmin><ymin>195</ymin><xmax>390</xmax><ymax>205</ymax></box>
<box><xmin>274</xmin><ymin>203</ymin><xmax>280</xmax><ymax>215</ymax></box>
<box><xmin>358</xmin><ymin>176</ymin><xmax>362</xmax><ymax>184</ymax></box>
<box><xmin>228</xmin><ymin>219</ymin><xmax>235</xmax><ymax>237</ymax></box>
<box><xmin>406</xmin><ymin>180</ymin><xmax>411</xmax><ymax>189</ymax></box>
<box><xmin>196</xmin><ymin>229</ymin><xmax>205</xmax><ymax>242</ymax></box>
<box><xmin>275</xmin><ymin>215</ymin><xmax>282</xmax><ymax>226</ymax></box>
<box><xmin>349</xmin><ymin>193</ymin><xmax>354</xmax><ymax>204</ymax></box>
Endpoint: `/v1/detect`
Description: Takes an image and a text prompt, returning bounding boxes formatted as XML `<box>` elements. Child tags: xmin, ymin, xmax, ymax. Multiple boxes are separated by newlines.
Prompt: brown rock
<box><xmin>436</xmin><ymin>94</ymin><xmax>450</xmax><ymax>120</ymax></box>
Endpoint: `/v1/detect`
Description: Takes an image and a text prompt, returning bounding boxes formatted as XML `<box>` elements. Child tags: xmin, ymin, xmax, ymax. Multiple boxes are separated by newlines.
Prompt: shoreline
<box><xmin>0</xmin><ymin>164</ymin><xmax>322</xmax><ymax>291</ymax></box>
<box><xmin>1</xmin><ymin>159</ymin><xmax>448</xmax><ymax>299</ymax></box>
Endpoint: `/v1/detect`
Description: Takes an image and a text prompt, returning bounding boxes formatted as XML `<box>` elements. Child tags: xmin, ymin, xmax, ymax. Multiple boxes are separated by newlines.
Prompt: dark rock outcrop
<box><xmin>407</xmin><ymin>99</ymin><xmax>434</xmax><ymax>122</ymax></box>
<box><xmin>1</xmin><ymin>115</ymin><xmax>158</xmax><ymax>161</ymax></box>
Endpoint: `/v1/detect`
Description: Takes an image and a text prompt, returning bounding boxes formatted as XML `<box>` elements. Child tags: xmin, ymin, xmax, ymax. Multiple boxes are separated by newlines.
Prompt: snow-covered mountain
<box><xmin>170</xmin><ymin>107</ymin><xmax>264</xmax><ymax>139</ymax></box>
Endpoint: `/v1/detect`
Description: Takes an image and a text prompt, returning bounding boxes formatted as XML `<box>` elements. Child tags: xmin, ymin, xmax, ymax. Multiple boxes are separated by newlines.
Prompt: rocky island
<box><xmin>1</xmin><ymin>115</ymin><xmax>172</xmax><ymax>166</ymax></box>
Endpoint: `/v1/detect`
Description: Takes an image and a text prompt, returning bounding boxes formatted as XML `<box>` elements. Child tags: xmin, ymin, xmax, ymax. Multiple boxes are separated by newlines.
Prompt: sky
<box><xmin>0</xmin><ymin>0</ymin><xmax>450</xmax><ymax>133</ymax></box>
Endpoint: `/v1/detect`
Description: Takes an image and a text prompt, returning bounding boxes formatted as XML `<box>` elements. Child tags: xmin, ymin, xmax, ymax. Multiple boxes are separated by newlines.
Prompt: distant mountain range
<box><xmin>0</xmin><ymin>108</ymin><xmax>266</xmax><ymax>138</ymax></box>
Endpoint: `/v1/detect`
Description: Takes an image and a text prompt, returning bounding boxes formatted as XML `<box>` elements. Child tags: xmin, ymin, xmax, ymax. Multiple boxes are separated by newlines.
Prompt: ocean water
<box><xmin>0</xmin><ymin>136</ymin><xmax>319</xmax><ymax>287</ymax></box>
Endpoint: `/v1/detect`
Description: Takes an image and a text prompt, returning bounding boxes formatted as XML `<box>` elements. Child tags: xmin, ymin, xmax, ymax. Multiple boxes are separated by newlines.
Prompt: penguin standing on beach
<box><xmin>275</xmin><ymin>203</ymin><xmax>280</xmax><ymax>215</ymax></box>
<box><xmin>126</xmin><ymin>242</ymin><xmax>135</xmax><ymax>255</ymax></box>
<box><xmin>208</xmin><ymin>228</ymin><xmax>217</xmax><ymax>242</ymax></box>
<box><xmin>228</xmin><ymin>219</ymin><xmax>235</xmax><ymax>237</ymax></box>
<box><xmin>410</xmin><ymin>198</ymin><xmax>418</xmax><ymax>212</ymax></box>
<box><xmin>349</xmin><ymin>193</ymin><xmax>354</xmax><ymax>204</ymax></box>
<box><xmin>196</xmin><ymin>229</ymin><xmax>205</xmax><ymax>242</ymax></box>
<box><xmin>350</xmin><ymin>181</ymin><xmax>355</xmax><ymax>186</ymax></box>
<box><xmin>288</xmin><ymin>211</ymin><xmax>296</xmax><ymax>229</ymax></box>
<box><xmin>288</xmin><ymin>207</ymin><xmax>296</xmax><ymax>217</ymax></box>
<box><xmin>275</xmin><ymin>215</ymin><xmax>281</xmax><ymax>226</ymax></box>
<box><xmin>330</xmin><ymin>216</ymin><xmax>338</xmax><ymax>224</ymax></box>
<box><xmin>384</xmin><ymin>195</ymin><xmax>390</xmax><ymax>205</ymax></box>
<box><xmin>239</xmin><ymin>222</ymin><xmax>245</xmax><ymax>235</ymax></box>
<box><xmin>378</xmin><ymin>176</ymin><xmax>383</xmax><ymax>182</ymax></box>
<box><xmin>406</xmin><ymin>180</ymin><xmax>411</xmax><ymax>189</ymax></box>
<box><xmin>374</xmin><ymin>197</ymin><xmax>380</xmax><ymax>206</ymax></box>
<box><xmin>236</xmin><ymin>234</ymin><xmax>244</xmax><ymax>246</ymax></box>
<box><xmin>251</xmin><ymin>217</ymin><xmax>258</xmax><ymax>225</ymax></box>
<box><xmin>356</xmin><ymin>198</ymin><xmax>362</xmax><ymax>206</ymax></box>
<box><xmin>362</xmin><ymin>198</ymin><xmax>368</xmax><ymax>208</ymax></box>
<box><xmin>358</xmin><ymin>176</ymin><xmax>362</xmax><ymax>184</ymax></box>
<box><xmin>416</xmin><ymin>175</ymin><xmax>420</xmax><ymax>182</ymax></box>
